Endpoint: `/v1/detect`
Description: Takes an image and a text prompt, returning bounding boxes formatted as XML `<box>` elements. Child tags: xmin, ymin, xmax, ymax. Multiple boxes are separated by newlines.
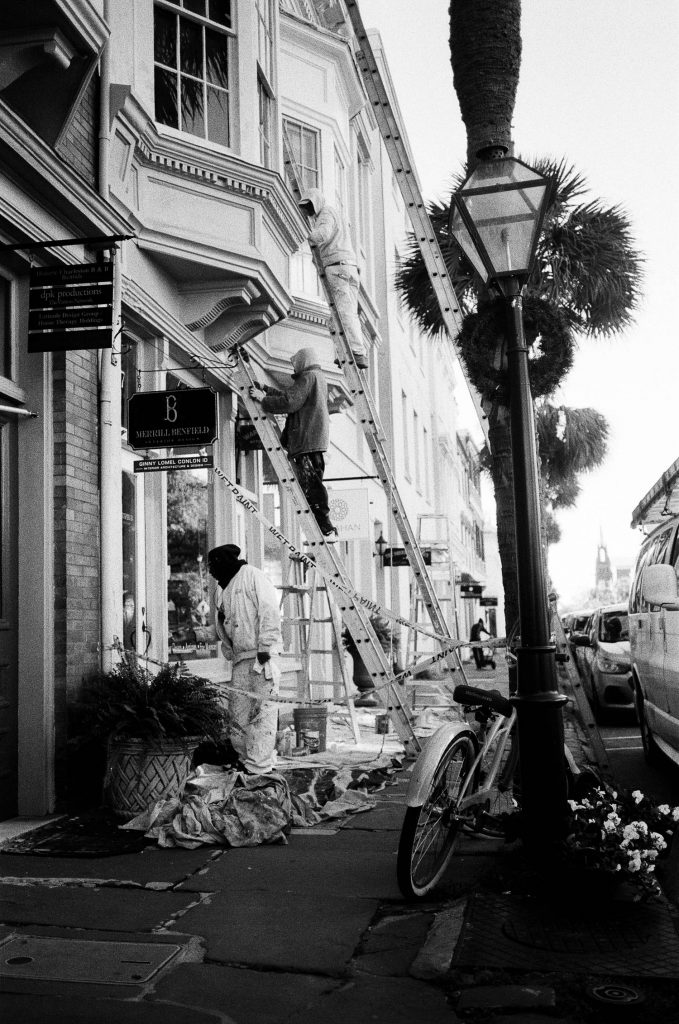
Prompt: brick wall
<box><xmin>56</xmin><ymin>70</ymin><xmax>99</xmax><ymax>187</ymax></box>
<box><xmin>53</xmin><ymin>349</ymin><xmax>101</xmax><ymax>800</ymax></box>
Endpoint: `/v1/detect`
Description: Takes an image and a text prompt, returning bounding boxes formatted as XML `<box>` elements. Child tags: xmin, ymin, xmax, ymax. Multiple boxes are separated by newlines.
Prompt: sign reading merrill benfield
<box><xmin>127</xmin><ymin>388</ymin><xmax>218</xmax><ymax>450</ymax></box>
<box><xmin>28</xmin><ymin>262</ymin><xmax>113</xmax><ymax>352</ymax></box>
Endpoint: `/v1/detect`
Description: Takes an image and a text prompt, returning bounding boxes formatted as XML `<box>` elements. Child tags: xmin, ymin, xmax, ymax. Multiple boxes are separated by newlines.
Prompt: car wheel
<box><xmin>634</xmin><ymin>684</ymin><xmax>661</xmax><ymax>766</ymax></box>
<box><xmin>590</xmin><ymin>676</ymin><xmax>605</xmax><ymax>725</ymax></box>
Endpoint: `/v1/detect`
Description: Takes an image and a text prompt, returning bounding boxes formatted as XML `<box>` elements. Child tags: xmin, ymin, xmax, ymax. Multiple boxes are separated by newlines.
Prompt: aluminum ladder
<box><xmin>281</xmin><ymin>126</ymin><xmax>467</xmax><ymax>688</ymax></box>
<box><xmin>344</xmin><ymin>0</ymin><xmax>489</xmax><ymax>445</ymax></box>
<box><xmin>230</xmin><ymin>351</ymin><xmax>421</xmax><ymax>754</ymax></box>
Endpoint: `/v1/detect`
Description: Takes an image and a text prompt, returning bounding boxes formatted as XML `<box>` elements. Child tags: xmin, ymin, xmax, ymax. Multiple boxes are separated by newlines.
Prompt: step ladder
<box><xmin>406</xmin><ymin>515</ymin><xmax>463</xmax><ymax>707</ymax></box>
<box><xmin>277</xmin><ymin>556</ymin><xmax>361</xmax><ymax>743</ymax></box>
<box><xmin>344</xmin><ymin>0</ymin><xmax>489</xmax><ymax>446</ymax></box>
<box><xmin>230</xmin><ymin>351</ymin><xmax>421</xmax><ymax>754</ymax></box>
<box><xmin>281</xmin><ymin>126</ymin><xmax>467</xmax><ymax>689</ymax></box>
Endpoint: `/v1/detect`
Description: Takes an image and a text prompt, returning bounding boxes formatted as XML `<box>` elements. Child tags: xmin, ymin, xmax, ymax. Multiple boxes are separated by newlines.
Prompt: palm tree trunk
<box><xmin>449</xmin><ymin>0</ymin><xmax>522</xmax><ymax>167</ymax></box>
<box><xmin>487</xmin><ymin>410</ymin><xmax>519</xmax><ymax>636</ymax></box>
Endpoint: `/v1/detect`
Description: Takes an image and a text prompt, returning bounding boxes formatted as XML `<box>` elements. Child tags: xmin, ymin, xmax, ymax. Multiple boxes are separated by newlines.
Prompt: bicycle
<box><xmin>397</xmin><ymin>682</ymin><xmax>519</xmax><ymax>899</ymax></box>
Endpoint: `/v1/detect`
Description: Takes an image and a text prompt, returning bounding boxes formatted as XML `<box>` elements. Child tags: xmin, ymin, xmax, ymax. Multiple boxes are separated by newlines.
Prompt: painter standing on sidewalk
<box><xmin>297</xmin><ymin>187</ymin><xmax>368</xmax><ymax>370</ymax></box>
<box><xmin>249</xmin><ymin>347</ymin><xmax>338</xmax><ymax>539</ymax></box>
<box><xmin>207</xmin><ymin>544</ymin><xmax>282</xmax><ymax>774</ymax></box>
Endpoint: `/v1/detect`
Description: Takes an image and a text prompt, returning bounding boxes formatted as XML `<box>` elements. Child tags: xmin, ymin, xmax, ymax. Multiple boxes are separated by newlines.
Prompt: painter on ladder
<box><xmin>297</xmin><ymin>187</ymin><xmax>369</xmax><ymax>370</ymax></box>
<box><xmin>249</xmin><ymin>347</ymin><xmax>338</xmax><ymax>540</ymax></box>
<box><xmin>207</xmin><ymin>544</ymin><xmax>282</xmax><ymax>774</ymax></box>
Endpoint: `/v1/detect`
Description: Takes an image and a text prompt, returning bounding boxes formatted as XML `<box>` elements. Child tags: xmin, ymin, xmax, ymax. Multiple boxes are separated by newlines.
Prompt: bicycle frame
<box><xmin>404</xmin><ymin>707</ymin><xmax>517</xmax><ymax>812</ymax></box>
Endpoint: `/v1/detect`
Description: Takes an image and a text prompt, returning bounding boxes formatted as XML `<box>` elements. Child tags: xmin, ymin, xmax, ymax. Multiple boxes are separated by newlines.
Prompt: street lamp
<box><xmin>449</xmin><ymin>155</ymin><xmax>568</xmax><ymax>847</ymax></box>
<box><xmin>374</xmin><ymin>531</ymin><xmax>387</xmax><ymax>566</ymax></box>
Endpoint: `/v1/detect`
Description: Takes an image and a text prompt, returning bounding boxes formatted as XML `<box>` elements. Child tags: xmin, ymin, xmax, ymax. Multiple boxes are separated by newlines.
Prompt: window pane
<box><xmin>122</xmin><ymin>471</ymin><xmax>137</xmax><ymax>652</ymax></box>
<box><xmin>180</xmin><ymin>17</ymin><xmax>203</xmax><ymax>77</ymax></box>
<box><xmin>302</xmin><ymin>128</ymin><xmax>316</xmax><ymax>171</ymax></box>
<box><xmin>205</xmin><ymin>28</ymin><xmax>229</xmax><ymax>87</ymax></box>
<box><xmin>207</xmin><ymin>86</ymin><xmax>229</xmax><ymax>146</ymax></box>
<box><xmin>154</xmin><ymin>7</ymin><xmax>177</xmax><ymax>67</ymax></box>
<box><xmin>208</xmin><ymin>0</ymin><xmax>232</xmax><ymax>28</ymax></box>
<box><xmin>167</xmin><ymin>469</ymin><xmax>216</xmax><ymax>661</ymax></box>
<box><xmin>155</xmin><ymin>66</ymin><xmax>179</xmax><ymax>128</ymax></box>
<box><xmin>180</xmin><ymin>76</ymin><xmax>205</xmax><ymax>135</ymax></box>
<box><xmin>184</xmin><ymin>0</ymin><xmax>206</xmax><ymax>16</ymax></box>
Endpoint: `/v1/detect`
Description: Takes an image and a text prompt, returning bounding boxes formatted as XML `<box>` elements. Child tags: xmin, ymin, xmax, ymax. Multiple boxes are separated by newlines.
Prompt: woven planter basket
<box><xmin>105</xmin><ymin>736</ymin><xmax>199</xmax><ymax>819</ymax></box>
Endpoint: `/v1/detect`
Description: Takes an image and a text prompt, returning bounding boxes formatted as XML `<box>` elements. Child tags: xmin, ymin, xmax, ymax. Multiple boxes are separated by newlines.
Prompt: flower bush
<box><xmin>565</xmin><ymin>783</ymin><xmax>679</xmax><ymax>897</ymax></box>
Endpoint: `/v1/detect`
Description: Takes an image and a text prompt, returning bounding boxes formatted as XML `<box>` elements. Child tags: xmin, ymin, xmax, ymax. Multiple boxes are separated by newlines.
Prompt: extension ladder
<box><xmin>406</xmin><ymin>515</ymin><xmax>462</xmax><ymax>707</ymax></box>
<box><xmin>281</xmin><ymin>126</ymin><xmax>467</xmax><ymax>688</ymax></box>
<box><xmin>344</xmin><ymin>0</ymin><xmax>489</xmax><ymax>445</ymax></box>
<box><xmin>277</xmin><ymin>557</ymin><xmax>361</xmax><ymax>743</ymax></box>
<box><xmin>231</xmin><ymin>351</ymin><xmax>421</xmax><ymax>754</ymax></box>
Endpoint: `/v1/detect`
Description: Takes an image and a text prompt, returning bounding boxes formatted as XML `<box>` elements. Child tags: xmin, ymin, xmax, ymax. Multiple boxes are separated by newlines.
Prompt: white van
<box><xmin>628</xmin><ymin>515</ymin><xmax>679</xmax><ymax>764</ymax></box>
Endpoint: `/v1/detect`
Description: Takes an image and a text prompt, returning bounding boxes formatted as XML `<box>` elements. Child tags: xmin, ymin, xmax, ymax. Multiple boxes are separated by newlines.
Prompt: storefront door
<box><xmin>0</xmin><ymin>417</ymin><xmax>18</xmax><ymax>819</ymax></box>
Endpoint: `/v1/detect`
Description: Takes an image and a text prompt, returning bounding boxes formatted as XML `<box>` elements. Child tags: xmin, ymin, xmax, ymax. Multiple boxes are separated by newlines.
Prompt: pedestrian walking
<box><xmin>207</xmin><ymin>544</ymin><xmax>282</xmax><ymax>774</ymax></box>
<box><xmin>470</xmin><ymin>617</ymin><xmax>495</xmax><ymax>669</ymax></box>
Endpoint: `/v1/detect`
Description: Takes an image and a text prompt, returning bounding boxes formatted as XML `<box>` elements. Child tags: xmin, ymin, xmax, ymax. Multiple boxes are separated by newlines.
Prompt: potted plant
<box><xmin>561</xmin><ymin>782</ymin><xmax>679</xmax><ymax>900</ymax></box>
<box><xmin>71</xmin><ymin>650</ymin><xmax>228</xmax><ymax>818</ymax></box>
<box><xmin>342</xmin><ymin>614</ymin><xmax>401</xmax><ymax>707</ymax></box>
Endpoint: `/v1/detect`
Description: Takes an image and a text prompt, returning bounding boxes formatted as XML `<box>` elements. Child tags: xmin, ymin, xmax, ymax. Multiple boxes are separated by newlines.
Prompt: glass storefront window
<box><xmin>122</xmin><ymin>470</ymin><xmax>137</xmax><ymax>650</ymax></box>
<box><xmin>167</xmin><ymin>467</ymin><xmax>217</xmax><ymax>660</ymax></box>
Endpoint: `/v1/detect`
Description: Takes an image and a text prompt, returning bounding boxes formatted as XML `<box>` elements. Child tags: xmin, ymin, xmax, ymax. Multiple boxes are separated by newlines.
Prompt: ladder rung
<box><xmin>286</xmin><ymin>616</ymin><xmax>333</xmax><ymax>624</ymax></box>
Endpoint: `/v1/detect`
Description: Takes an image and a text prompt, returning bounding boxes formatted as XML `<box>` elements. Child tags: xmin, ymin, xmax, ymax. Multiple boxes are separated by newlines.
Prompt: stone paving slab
<box><xmin>176</xmin><ymin>829</ymin><xmax>401</xmax><ymax>900</ymax></box>
<box><xmin>0</xmin><ymin>882</ymin><xmax>202</xmax><ymax>933</ymax></box>
<box><xmin>174</xmin><ymin>889</ymin><xmax>380</xmax><ymax>975</ymax></box>
<box><xmin>155</xmin><ymin>963</ymin><xmax>341</xmax><ymax>1024</ymax></box>
<box><xmin>0</xmin><ymin>846</ymin><xmax>217</xmax><ymax>885</ymax></box>
<box><xmin>0</xmin><ymin>993</ymin><xmax>226</xmax><ymax>1024</ymax></box>
<box><xmin>352</xmin><ymin>909</ymin><xmax>436</xmax><ymax>977</ymax></box>
<box><xmin>287</xmin><ymin>974</ymin><xmax>457</xmax><ymax>1024</ymax></box>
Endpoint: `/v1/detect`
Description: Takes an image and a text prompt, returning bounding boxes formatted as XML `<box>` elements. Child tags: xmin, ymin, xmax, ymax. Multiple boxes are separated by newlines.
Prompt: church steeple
<box><xmin>595</xmin><ymin>530</ymin><xmax>613</xmax><ymax>599</ymax></box>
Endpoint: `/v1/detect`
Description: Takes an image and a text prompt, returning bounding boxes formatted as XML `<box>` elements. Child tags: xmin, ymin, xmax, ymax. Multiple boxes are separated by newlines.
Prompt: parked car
<box><xmin>629</xmin><ymin>515</ymin><xmax>679</xmax><ymax>764</ymax></box>
<box><xmin>570</xmin><ymin>603</ymin><xmax>633</xmax><ymax>722</ymax></box>
<box><xmin>562</xmin><ymin>608</ymin><xmax>593</xmax><ymax>671</ymax></box>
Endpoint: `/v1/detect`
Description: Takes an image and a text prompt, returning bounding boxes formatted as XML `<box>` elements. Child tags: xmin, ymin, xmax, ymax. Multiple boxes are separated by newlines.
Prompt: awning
<box><xmin>631</xmin><ymin>456</ymin><xmax>679</xmax><ymax>527</ymax></box>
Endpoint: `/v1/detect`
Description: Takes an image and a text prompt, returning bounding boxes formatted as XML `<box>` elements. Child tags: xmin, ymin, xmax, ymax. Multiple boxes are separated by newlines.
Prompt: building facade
<box><xmin>0</xmin><ymin>0</ymin><xmax>493</xmax><ymax>820</ymax></box>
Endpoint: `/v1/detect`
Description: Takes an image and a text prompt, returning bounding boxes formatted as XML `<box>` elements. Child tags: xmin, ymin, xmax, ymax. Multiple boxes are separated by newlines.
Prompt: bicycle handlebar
<box><xmin>453</xmin><ymin>684</ymin><xmax>513</xmax><ymax>718</ymax></box>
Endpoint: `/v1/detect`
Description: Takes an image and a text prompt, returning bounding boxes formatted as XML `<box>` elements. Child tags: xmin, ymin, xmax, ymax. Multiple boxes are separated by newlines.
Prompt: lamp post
<box><xmin>449</xmin><ymin>155</ymin><xmax>568</xmax><ymax>847</ymax></box>
<box><xmin>374</xmin><ymin>531</ymin><xmax>387</xmax><ymax>566</ymax></box>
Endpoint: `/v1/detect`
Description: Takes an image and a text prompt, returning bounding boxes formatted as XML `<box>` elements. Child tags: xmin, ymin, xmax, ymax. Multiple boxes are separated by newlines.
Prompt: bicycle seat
<box><xmin>453</xmin><ymin>684</ymin><xmax>513</xmax><ymax>718</ymax></box>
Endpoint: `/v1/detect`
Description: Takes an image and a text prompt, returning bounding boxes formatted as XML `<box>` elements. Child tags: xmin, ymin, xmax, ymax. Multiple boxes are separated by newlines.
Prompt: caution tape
<box><xmin>211</xmin><ymin>464</ymin><xmax>504</xmax><ymax>656</ymax></box>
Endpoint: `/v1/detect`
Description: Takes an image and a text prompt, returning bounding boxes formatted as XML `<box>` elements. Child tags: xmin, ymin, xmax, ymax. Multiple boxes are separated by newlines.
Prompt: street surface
<box><xmin>600</xmin><ymin>713</ymin><xmax>679</xmax><ymax>805</ymax></box>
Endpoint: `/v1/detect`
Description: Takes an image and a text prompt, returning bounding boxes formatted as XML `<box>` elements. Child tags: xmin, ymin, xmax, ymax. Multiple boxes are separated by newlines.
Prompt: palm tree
<box><xmin>449</xmin><ymin>0</ymin><xmax>522</xmax><ymax>167</ymax></box>
<box><xmin>395</xmin><ymin>159</ymin><xmax>642</xmax><ymax>633</ymax></box>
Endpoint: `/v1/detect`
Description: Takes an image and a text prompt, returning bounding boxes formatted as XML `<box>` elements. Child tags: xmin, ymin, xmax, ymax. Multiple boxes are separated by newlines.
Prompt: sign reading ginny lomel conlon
<box><xmin>28</xmin><ymin>262</ymin><xmax>113</xmax><ymax>352</ymax></box>
<box><xmin>127</xmin><ymin>388</ymin><xmax>218</xmax><ymax>451</ymax></box>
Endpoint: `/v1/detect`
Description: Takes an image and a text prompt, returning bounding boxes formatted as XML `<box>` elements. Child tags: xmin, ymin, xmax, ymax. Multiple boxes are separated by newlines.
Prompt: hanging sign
<box><xmin>134</xmin><ymin>453</ymin><xmax>214</xmax><ymax>474</ymax></box>
<box><xmin>383</xmin><ymin>546</ymin><xmax>432</xmax><ymax>567</ymax></box>
<box><xmin>480</xmin><ymin>596</ymin><xmax>498</xmax><ymax>607</ymax></box>
<box><xmin>460</xmin><ymin>583</ymin><xmax>483</xmax><ymax>598</ymax></box>
<box><xmin>28</xmin><ymin>262</ymin><xmax>113</xmax><ymax>352</ymax></box>
<box><xmin>326</xmin><ymin>487</ymin><xmax>370</xmax><ymax>540</ymax></box>
<box><xmin>127</xmin><ymin>387</ymin><xmax>218</xmax><ymax>450</ymax></box>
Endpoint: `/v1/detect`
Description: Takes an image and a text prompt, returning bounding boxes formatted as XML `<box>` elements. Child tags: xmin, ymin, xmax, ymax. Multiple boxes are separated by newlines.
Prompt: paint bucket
<box><xmin>375</xmin><ymin>713</ymin><xmax>391</xmax><ymax>735</ymax></box>
<box><xmin>293</xmin><ymin>706</ymin><xmax>328</xmax><ymax>753</ymax></box>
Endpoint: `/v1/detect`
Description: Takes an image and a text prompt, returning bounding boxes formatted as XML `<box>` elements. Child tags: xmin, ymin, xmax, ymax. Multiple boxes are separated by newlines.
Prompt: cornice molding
<box><xmin>56</xmin><ymin>0</ymin><xmax>110</xmax><ymax>53</ymax></box>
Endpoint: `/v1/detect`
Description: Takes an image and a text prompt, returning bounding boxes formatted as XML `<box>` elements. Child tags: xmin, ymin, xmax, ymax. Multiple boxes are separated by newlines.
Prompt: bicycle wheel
<box><xmin>397</xmin><ymin>732</ymin><xmax>478</xmax><ymax>899</ymax></box>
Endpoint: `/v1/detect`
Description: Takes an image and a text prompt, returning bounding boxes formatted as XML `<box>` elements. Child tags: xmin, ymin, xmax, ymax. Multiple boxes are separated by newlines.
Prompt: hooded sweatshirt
<box><xmin>300</xmin><ymin>188</ymin><xmax>357</xmax><ymax>266</ymax></box>
<box><xmin>261</xmin><ymin>347</ymin><xmax>329</xmax><ymax>456</ymax></box>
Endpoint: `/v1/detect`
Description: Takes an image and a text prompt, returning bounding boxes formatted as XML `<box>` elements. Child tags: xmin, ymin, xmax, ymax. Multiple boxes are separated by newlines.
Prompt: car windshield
<box><xmin>599</xmin><ymin>611</ymin><xmax>629</xmax><ymax>643</ymax></box>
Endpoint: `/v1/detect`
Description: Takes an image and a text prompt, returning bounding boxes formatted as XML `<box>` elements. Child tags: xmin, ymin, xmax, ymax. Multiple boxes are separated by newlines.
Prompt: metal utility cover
<box><xmin>0</xmin><ymin>935</ymin><xmax>180</xmax><ymax>984</ymax></box>
<box><xmin>453</xmin><ymin>893</ymin><xmax>679</xmax><ymax>977</ymax></box>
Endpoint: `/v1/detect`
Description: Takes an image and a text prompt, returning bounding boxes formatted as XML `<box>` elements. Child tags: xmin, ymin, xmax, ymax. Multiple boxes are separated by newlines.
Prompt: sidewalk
<box><xmin>2</xmin><ymin>664</ymin><xmax>679</xmax><ymax>1022</ymax></box>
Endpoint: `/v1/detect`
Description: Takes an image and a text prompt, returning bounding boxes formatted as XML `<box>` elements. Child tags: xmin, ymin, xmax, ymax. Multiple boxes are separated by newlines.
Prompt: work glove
<box><xmin>249</xmin><ymin>385</ymin><xmax>266</xmax><ymax>402</ymax></box>
<box><xmin>256</xmin><ymin>652</ymin><xmax>270</xmax><ymax>665</ymax></box>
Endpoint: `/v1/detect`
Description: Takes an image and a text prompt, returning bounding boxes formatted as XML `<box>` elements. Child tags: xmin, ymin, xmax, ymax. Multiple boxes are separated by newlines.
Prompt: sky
<box><xmin>359</xmin><ymin>0</ymin><xmax>679</xmax><ymax>609</ymax></box>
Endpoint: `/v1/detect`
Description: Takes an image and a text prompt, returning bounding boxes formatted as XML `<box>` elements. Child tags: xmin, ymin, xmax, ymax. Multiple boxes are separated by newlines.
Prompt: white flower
<box><xmin>658</xmin><ymin>804</ymin><xmax>671</xmax><ymax>816</ymax></box>
<box><xmin>632</xmin><ymin>790</ymin><xmax>644</xmax><ymax>804</ymax></box>
<box><xmin>603</xmin><ymin>820</ymin><xmax>617</xmax><ymax>833</ymax></box>
<box><xmin>567</xmin><ymin>800</ymin><xmax>581</xmax><ymax>812</ymax></box>
<box><xmin>673</xmin><ymin>808</ymin><xmax>679</xmax><ymax>822</ymax></box>
<box><xmin>606</xmin><ymin>812</ymin><xmax>621</xmax><ymax>827</ymax></box>
<box><xmin>651</xmin><ymin>832</ymin><xmax>667</xmax><ymax>851</ymax></box>
<box><xmin>628</xmin><ymin>852</ymin><xmax>642</xmax><ymax>872</ymax></box>
<box><xmin>623</xmin><ymin>824</ymin><xmax>639</xmax><ymax>842</ymax></box>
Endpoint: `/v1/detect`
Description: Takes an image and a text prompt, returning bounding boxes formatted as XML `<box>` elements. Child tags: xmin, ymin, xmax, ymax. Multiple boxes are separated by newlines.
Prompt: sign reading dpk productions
<box><xmin>128</xmin><ymin>388</ymin><xmax>218</xmax><ymax>450</ymax></box>
<box><xmin>28</xmin><ymin>262</ymin><xmax>113</xmax><ymax>352</ymax></box>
